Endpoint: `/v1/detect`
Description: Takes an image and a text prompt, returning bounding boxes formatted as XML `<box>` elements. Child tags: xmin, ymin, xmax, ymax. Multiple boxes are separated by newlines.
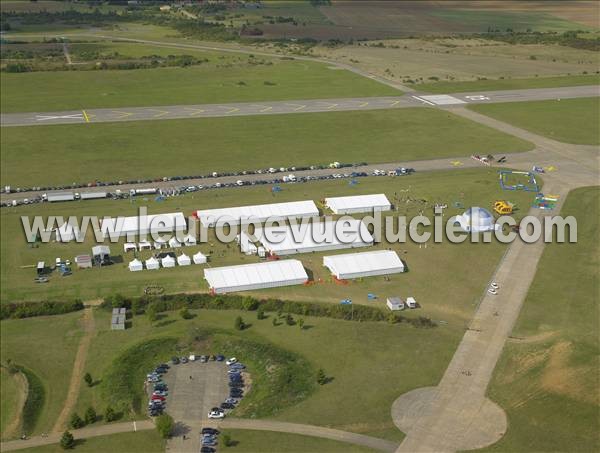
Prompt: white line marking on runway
<box><xmin>35</xmin><ymin>114</ymin><xmax>84</xmax><ymax>121</ymax></box>
<box><xmin>411</xmin><ymin>96</ymin><xmax>436</xmax><ymax>106</ymax></box>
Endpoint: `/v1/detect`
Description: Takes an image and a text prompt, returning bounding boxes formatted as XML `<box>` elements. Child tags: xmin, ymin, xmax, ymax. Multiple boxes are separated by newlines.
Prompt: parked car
<box><xmin>215</xmin><ymin>355</ymin><xmax>225</xmax><ymax>362</ymax></box>
<box><xmin>171</xmin><ymin>357</ymin><xmax>180</xmax><ymax>365</ymax></box>
<box><xmin>490</xmin><ymin>282</ymin><xmax>499</xmax><ymax>289</ymax></box>
<box><xmin>200</xmin><ymin>447</ymin><xmax>216</xmax><ymax>453</ymax></box>
<box><xmin>208</xmin><ymin>410</ymin><xmax>225</xmax><ymax>419</ymax></box>
<box><xmin>221</xmin><ymin>402</ymin><xmax>235</xmax><ymax>410</ymax></box>
<box><xmin>229</xmin><ymin>363</ymin><xmax>245</xmax><ymax>370</ymax></box>
<box><xmin>225</xmin><ymin>357</ymin><xmax>237</xmax><ymax>366</ymax></box>
<box><xmin>180</xmin><ymin>356</ymin><xmax>188</xmax><ymax>364</ymax></box>
<box><xmin>199</xmin><ymin>355</ymin><xmax>208</xmax><ymax>363</ymax></box>
<box><xmin>201</xmin><ymin>428</ymin><xmax>220</xmax><ymax>435</ymax></box>
<box><xmin>488</xmin><ymin>288</ymin><xmax>498</xmax><ymax>295</ymax></box>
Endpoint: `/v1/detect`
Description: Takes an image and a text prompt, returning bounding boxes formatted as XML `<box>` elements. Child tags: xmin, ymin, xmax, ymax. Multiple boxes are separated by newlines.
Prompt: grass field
<box><xmin>470</xmin><ymin>97</ymin><xmax>600</xmax><ymax>145</ymax></box>
<box><xmin>483</xmin><ymin>186</ymin><xmax>599</xmax><ymax>452</ymax></box>
<box><xmin>0</xmin><ymin>368</ymin><xmax>20</xmax><ymax>438</ymax></box>
<box><xmin>19</xmin><ymin>430</ymin><xmax>166</xmax><ymax>453</ymax></box>
<box><xmin>417</xmin><ymin>74</ymin><xmax>600</xmax><ymax>94</ymax></box>
<box><xmin>0</xmin><ymin>108</ymin><xmax>532</xmax><ymax>187</ymax></box>
<box><xmin>0</xmin><ymin>312</ymin><xmax>83</xmax><ymax>437</ymax></box>
<box><xmin>1</xmin><ymin>169</ymin><xmax>538</xmax><ymax>307</ymax></box>
<box><xmin>220</xmin><ymin>429</ymin><xmax>377</xmax><ymax>452</ymax></box>
<box><xmin>0</xmin><ymin>54</ymin><xmax>398</xmax><ymax>113</ymax></box>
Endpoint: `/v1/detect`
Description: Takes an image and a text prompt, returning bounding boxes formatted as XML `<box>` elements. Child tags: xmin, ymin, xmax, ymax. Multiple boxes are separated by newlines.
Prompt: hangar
<box><xmin>195</xmin><ymin>200</ymin><xmax>319</xmax><ymax>228</ymax></box>
<box><xmin>323</xmin><ymin>250</ymin><xmax>405</xmax><ymax>279</ymax></box>
<box><xmin>258</xmin><ymin>218</ymin><xmax>373</xmax><ymax>256</ymax></box>
<box><xmin>204</xmin><ymin>259</ymin><xmax>308</xmax><ymax>294</ymax></box>
<box><xmin>100</xmin><ymin>212</ymin><xmax>187</xmax><ymax>239</ymax></box>
<box><xmin>325</xmin><ymin>194</ymin><xmax>391</xmax><ymax>215</ymax></box>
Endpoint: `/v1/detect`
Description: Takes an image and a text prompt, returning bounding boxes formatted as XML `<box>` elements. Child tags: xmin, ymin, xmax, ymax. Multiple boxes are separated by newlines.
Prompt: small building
<box><xmin>193</xmin><ymin>251</ymin><xmax>207</xmax><ymax>264</ymax></box>
<box><xmin>177</xmin><ymin>253</ymin><xmax>191</xmax><ymax>266</ymax></box>
<box><xmin>111</xmin><ymin>308</ymin><xmax>127</xmax><ymax>330</ymax></box>
<box><xmin>91</xmin><ymin>245</ymin><xmax>111</xmax><ymax>266</ymax></box>
<box><xmin>75</xmin><ymin>255</ymin><xmax>92</xmax><ymax>269</ymax></box>
<box><xmin>161</xmin><ymin>255</ymin><xmax>176</xmax><ymax>268</ymax></box>
<box><xmin>387</xmin><ymin>297</ymin><xmax>404</xmax><ymax>311</ymax></box>
<box><xmin>124</xmin><ymin>242</ymin><xmax>137</xmax><ymax>253</ymax></box>
<box><xmin>145</xmin><ymin>257</ymin><xmax>160</xmax><ymax>270</ymax></box>
<box><xmin>406</xmin><ymin>297</ymin><xmax>417</xmax><ymax>309</ymax></box>
<box><xmin>128</xmin><ymin>259</ymin><xmax>143</xmax><ymax>272</ymax></box>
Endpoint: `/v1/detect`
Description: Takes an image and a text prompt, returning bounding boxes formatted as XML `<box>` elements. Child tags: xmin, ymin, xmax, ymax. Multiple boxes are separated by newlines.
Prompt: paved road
<box><xmin>1</xmin><ymin>85</ymin><xmax>597</xmax><ymax>127</ymax></box>
<box><xmin>391</xmin><ymin>108</ymin><xmax>599</xmax><ymax>452</ymax></box>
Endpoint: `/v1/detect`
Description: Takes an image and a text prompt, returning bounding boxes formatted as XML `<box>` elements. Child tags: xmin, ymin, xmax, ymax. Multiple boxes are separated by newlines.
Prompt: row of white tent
<box><xmin>123</xmin><ymin>235</ymin><xmax>197</xmax><ymax>253</ymax></box>
<box><xmin>128</xmin><ymin>252</ymin><xmax>207</xmax><ymax>271</ymax></box>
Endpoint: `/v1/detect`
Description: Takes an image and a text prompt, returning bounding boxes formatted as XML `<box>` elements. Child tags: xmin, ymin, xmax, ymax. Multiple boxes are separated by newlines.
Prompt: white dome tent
<box><xmin>128</xmin><ymin>259</ymin><xmax>143</xmax><ymax>272</ymax></box>
<box><xmin>450</xmin><ymin>207</ymin><xmax>499</xmax><ymax>233</ymax></box>
<box><xmin>145</xmin><ymin>257</ymin><xmax>160</xmax><ymax>270</ymax></box>
<box><xmin>177</xmin><ymin>253</ymin><xmax>191</xmax><ymax>266</ymax></box>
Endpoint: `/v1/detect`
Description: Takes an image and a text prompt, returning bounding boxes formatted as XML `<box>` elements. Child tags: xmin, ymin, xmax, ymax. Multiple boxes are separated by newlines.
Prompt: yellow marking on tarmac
<box><xmin>112</xmin><ymin>110</ymin><xmax>133</xmax><ymax>119</ymax></box>
<box><xmin>82</xmin><ymin>110</ymin><xmax>90</xmax><ymax>123</ymax></box>
<box><xmin>225</xmin><ymin>107</ymin><xmax>240</xmax><ymax>114</ymax></box>
<box><xmin>358</xmin><ymin>102</ymin><xmax>369</xmax><ymax>107</ymax></box>
<box><xmin>259</xmin><ymin>106</ymin><xmax>273</xmax><ymax>113</ymax></box>
<box><xmin>149</xmin><ymin>109</ymin><xmax>169</xmax><ymax>118</ymax></box>
<box><xmin>326</xmin><ymin>103</ymin><xmax>338</xmax><ymax>110</ymax></box>
<box><xmin>545</xmin><ymin>166</ymin><xmax>557</xmax><ymax>172</ymax></box>
<box><xmin>389</xmin><ymin>100</ymin><xmax>401</xmax><ymax>107</ymax></box>
<box><xmin>451</xmin><ymin>161</ymin><xmax>464</xmax><ymax>167</ymax></box>
<box><xmin>285</xmin><ymin>103</ymin><xmax>306</xmax><ymax>111</ymax></box>
<box><xmin>184</xmin><ymin>107</ymin><xmax>205</xmax><ymax>116</ymax></box>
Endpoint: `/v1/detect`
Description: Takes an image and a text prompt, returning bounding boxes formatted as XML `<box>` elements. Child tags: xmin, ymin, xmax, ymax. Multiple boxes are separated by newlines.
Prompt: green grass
<box><xmin>19</xmin><ymin>430</ymin><xmax>166</xmax><ymax>453</ymax></box>
<box><xmin>470</xmin><ymin>97</ymin><xmax>600</xmax><ymax>145</ymax></box>
<box><xmin>0</xmin><ymin>108</ymin><xmax>532</xmax><ymax>187</ymax></box>
<box><xmin>0</xmin><ymin>312</ymin><xmax>83</xmax><ymax>436</ymax></box>
<box><xmin>0</xmin><ymin>368</ymin><xmax>20</xmax><ymax>437</ymax></box>
<box><xmin>431</xmin><ymin>9</ymin><xmax>592</xmax><ymax>33</ymax></box>
<box><xmin>221</xmin><ymin>429</ymin><xmax>378</xmax><ymax>452</ymax></box>
<box><xmin>418</xmin><ymin>75</ymin><xmax>600</xmax><ymax>94</ymax></box>
<box><xmin>0</xmin><ymin>56</ymin><xmax>397</xmax><ymax>113</ymax></box>
<box><xmin>1</xmin><ymin>169</ymin><xmax>537</xmax><ymax>308</ymax></box>
<box><xmin>483</xmin><ymin>186</ymin><xmax>600</xmax><ymax>452</ymax></box>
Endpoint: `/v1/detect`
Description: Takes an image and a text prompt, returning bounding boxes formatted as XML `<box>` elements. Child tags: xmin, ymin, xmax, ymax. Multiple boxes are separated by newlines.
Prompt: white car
<box><xmin>226</xmin><ymin>357</ymin><xmax>238</xmax><ymax>366</ymax></box>
<box><xmin>490</xmin><ymin>282</ymin><xmax>499</xmax><ymax>289</ymax></box>
<box><xmin>488</xmin><ymin>288</ymin><xmax>498</xmax><ymax>295</ymax></box>
<box><xmin>208</xmin><ymin>410</ymin><xmax>225</xmax><ymax>419</ymax></box>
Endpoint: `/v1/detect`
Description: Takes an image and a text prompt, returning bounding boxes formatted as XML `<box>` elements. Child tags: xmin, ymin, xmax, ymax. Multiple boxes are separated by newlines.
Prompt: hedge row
<box><xmin>0</xmin><ymin>300</ymin><xmax>84</xmax><ymax>320</ymax></box>
<box><xmin>103</xmin><ymin>293</ymin><xmax>436</xmax><ymax>328</ymax></box>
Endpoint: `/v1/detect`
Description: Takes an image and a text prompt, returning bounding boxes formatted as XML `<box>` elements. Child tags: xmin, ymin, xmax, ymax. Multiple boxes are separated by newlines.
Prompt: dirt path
<box><xmin>2</xmin><ymin>369</ymin><xmax>29</xmax><ymax>440</ymax></box>
<box><xmin>51</xmin><ymin>307</ymin><xmax>96</xmax><ymax>433</ymax></box>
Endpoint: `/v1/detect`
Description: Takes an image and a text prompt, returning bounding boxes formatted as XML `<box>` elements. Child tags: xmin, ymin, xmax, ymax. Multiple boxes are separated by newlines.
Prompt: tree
<box><xmin>60</xmin><ymin>431</ymin><xmax>74</xmax><ymax>449</ymax></box>
<box><xmin>105</xmin><ymin>406</ymin><xmax>116</xmax><ymax>422</ymax></box>
<box><xmin>242</xmin><ymin>297</ymin><xmax>259</xmax><ymax>311</ymax></box>
<box><xmin>84</xmin><ymin>407</ymin><xmax>96</xmax><ymax>425</ymax></box>
<box><xmin>84</xmin><ymin>372</ymin><xmax>93</xmax><ymax>387</ymax></box>
<box><xmin>155</xmin><ymin>413</ymin><xmax>174</xmax><ymax>439</ymax></box>
<box><xmin>69</xmin><ymin>413</ymin><xmax>85</xmax><ymax>429</ymax></box>
<box><xmin>256</xmin><ymin>306</ymin><xmax>265</xmax><ymax>320</ymax></box>
<box><xmin>234</xmin><ymin>316</ymin><xmax>245</xmax><ymax>331</ymax></box>
<box><xmin>179</xmin><ymin>308</ymin><xmax>192</xmax><ymax>320</ymax></box>
<box><xmin>298</xmin><ymin>318</ymin><xmax>305</xmax><ymax>330</ymax></box>
<box><xmin>317</xmin><ymin>368</ymin><xmax>328</xmax><ymax>385</ymax></box>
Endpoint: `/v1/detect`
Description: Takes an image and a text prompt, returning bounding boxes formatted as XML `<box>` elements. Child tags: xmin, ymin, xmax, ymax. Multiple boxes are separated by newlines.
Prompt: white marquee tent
<box><xmin>325</xmin><ymin>193</ymin><xmax>391</xmax><ymax>215</ymax></box>
<box><xmin>128</xmin><ymin>259</ymin><xmax>143</xmax><ymax>272</ymax></box>
<box><xmin>196</xmin><ymin>200</ymin><xmax>319</xmax><ymax>228</ymax></box>
<box><xmin>161</xmin><ymin>255</ymin><xmax>176</xmax><ymax>268</ymax></box>
<box><xmin>145</xmin><ymin>257</ymin><xmax>160</xmax><ymax>270</ymax></box>
<box><xmin>323</xmin><ymin>250</ymin><xmax>405</xmax><ymax>280</ymax></box>
<box><xmin>258</xmin><ymin>219</ymin><xmax>373</xmax><ymax>256</ymax></box>
<box><xmin>204</xmin><ymin>259</ymin><xmax>308</xmax><ymax>294</ymax></box>
<box><xmin>193</xmin><ymin>251</ymin><xmax>207</xmax><ymax>264</ymax></box>
<box><xmin>100</xmin><ymin>212</ymin><xmax>186</xmax><ymax>239</ymax></box>
<box><xmin>177</xmin><ymin>253</ymin><xmax>191</xmax><ymax>266</ymax></box>
<box><xmin>138</xmin><ymin>240</ymin><xmax>152</xmax><ymax>250</ymax></box>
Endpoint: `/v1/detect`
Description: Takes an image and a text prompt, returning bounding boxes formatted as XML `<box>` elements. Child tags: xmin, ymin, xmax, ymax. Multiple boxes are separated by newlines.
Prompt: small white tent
<box><xmin>128</xmin><ymin>259</ymin><xmax>143</xmax><ymax>272</ymax></box>
<box><xmin>183</xmin><ymin>234</ymin><xmax>197</xmax><ymax>246</ymax></box>
<box><xmin>193</xmin><ymin>251</ymin><xmax>207</xmax><ymax>264</ymax></box>
<box><xmin>161</xmin><ymin>255</ymin><xmax>176</xmax><ymax>268</ymax></box>
<box><xmin>154</xmin><ymin>239</ymin><xmax>167</xmax><ymax>249</ymax></box>
<box><xmin>177</xmin><ymin>253</ymin><xmax>191</xmax><ymax>266</ymax></box>
<box><xmin>138</xmin><ymin>240</ymin><xmax>152</xmax><ymax>250</ymax></box>
<box><xmin>124</xmin><ymin>242</ymin><xmax>137</xmax><ymax>253</ymax></box>
<box><xmin>169</xmin><ymin>237</ymin><xmax>182</xmax><ymax>248</ymax></box>
<box><xmin>145</xmin><ymin>257</ymin><xmax>160</xmax><ymax>270</ymax></box>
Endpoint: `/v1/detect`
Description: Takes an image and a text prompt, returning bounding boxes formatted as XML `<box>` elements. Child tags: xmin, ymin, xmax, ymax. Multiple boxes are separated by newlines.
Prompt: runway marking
<box><xmin>223</xmin><ymin>107</ymin><xmax>240</xmax><ymax>114</ymax></box>
<box><xmin>285</xmin><ymin>103</ymin><xmax>306</xmax><ymax>111</ymax></box>
<box><xmin>325</xmin><ymin>103</ymin><xmax>339</xmax><ymax>110</ymax></box>
<box><xmin>418</xmin><ymin>94</ymin><xmax>466</xmax><ymax>105</ymax></box>
<box><xmin>411</xmin><ymin>96</ymin><xmax>437</xmax><ymax>106</ymax></box>
<box><xmin>82</xmin><ymin>110</ymin><xmax>90</xmax><ymax>123</ymax></box>
<box><xmin>112</xmin><ymin>110</ymin><xmax>133</xmax><ymax>119</ymax></box>
<box><xmin>34</xmin><ymin>113</ymin><xmax>84</xmax><ymax>121</ymax></box>
<box><xmin>255</xmin><ymin>105</ymin><xmax>273</xmax><ymax>113</ymax></box>
<box><xmin>389</xmin><ymin>100</ymin><xmax>401</xmax><ymax>107</ymax></box>
<box><xmin>358</xmin><ymin>102</ymin><xmax>369</xmax><ymax>107</ymax></box>
<box><xmin>148</xmin><ymin>109</ymin><xmax>169</xmax><ymax>118</ymax></box>
<box><xmin>465</xmin><ymin>95</ymin><xmax>490</xmax><ymax>101</ymax></box>
<box><xmin>184</xmin><ymin>107</ymin><xmax>205</xmax><ymax>116</ymax></box>
<box><xmin>451</xmin><ymin>161</ymin><xmax>464</xmax><ymax>167</ymax></box>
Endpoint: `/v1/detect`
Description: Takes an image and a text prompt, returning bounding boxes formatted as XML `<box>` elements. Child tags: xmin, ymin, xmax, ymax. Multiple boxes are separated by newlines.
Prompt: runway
<box><xmin>1</xmin><ymin>85</ymin><xmax>597</xmax><ymax>127</ymax></box>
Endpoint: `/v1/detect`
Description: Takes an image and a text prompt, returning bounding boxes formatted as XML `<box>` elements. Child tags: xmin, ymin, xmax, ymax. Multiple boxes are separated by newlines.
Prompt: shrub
<box><xmin>84</xmin><ymin>372</ymin><xmax>93</xmax><ymax>387</ymax></box>
<box><xmin>234</xmin><ymin>316</ymin><xmax>245</xmax><ymax>331</ymax></box>
<box><xmin>69</xmin><ymin>413</ymin><xmax>85</xmax><ymax>429</ymax></box>
<box><xmin>60</xmin><ymin>431</ymin><xmax>74</xmax><ymax>449</ymax></box>
<box><xmin>0</xmin><ymin>300</ymin><xmax>84</xmax><ymax>320</ymax></box>
<box><xmin>256</xmin><ymin>307</ymin><xmax>266</xmax><ymax>320</ymax></box>
<box><xmin>105</xmin><ymin>406</ymin><xmax>117</xmax><ymax>422</ymax></box>
<box><xmin>317</xmin><ymin>368</ymin><xmax>327</xmax><ymax>385</ymax></box>
<box><xmin>156</xmin><ymin>413</ymin><xmax>174</xmax><ymax>439</ymax></box>
<box><xmin>19</xmin><ymin>366</ymin><xmax>45</xmax><ymax>434</ymax></box>
<box><xmin>179</xmin><ymin>308</ymin><xmax>193</xmax><ymax>319</ymax></box>
<box><xmin>84</xmin><ymin>407</ymin><xmax>96</xmax><ymax>424</ymax></box>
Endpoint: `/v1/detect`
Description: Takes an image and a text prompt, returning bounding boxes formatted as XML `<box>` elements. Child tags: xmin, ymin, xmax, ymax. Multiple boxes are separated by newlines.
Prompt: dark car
<box><xmin>171</xmin><ymin>357</ymin><xmax>180</xmax><ymax>365</ymax></box>
<box><xmin>230</xmin><ymin>390</ymin><xmax>243</xmax><ymax>398</ymax></box>
<box><xmin>215</xmin><ymin>355</ymin><xmax>225</xmax><ymax>362</ymax></box>
<box><xmin>200</xmin><ymin>447</ymin><xmax>216</xmax><ymax>453</ymax></box>
<box><xmin>220</xmin><ymin>402</ymin><xmax>235</xmax><ymax>410</ymax></box>
<box><xmin>201</xmin><ymin>428</ymin><xmax>220</xmax><ymax>435</ymax></box>
<box><xmin>228</xmin><ymin>382</ymin><xmax>243</xmax><ymax>388</ymax></box>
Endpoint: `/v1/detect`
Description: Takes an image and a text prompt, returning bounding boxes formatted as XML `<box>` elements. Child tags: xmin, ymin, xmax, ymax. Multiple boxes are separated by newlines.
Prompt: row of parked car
<box><xmin>207</xmin><ymin>357</ymin><xmax>247</xmax><ymax>420</ymax></box>
<box><xmin>146</xmin><ymin>363</ymin><xmax>170</xmax><ymax>417</ymax></box>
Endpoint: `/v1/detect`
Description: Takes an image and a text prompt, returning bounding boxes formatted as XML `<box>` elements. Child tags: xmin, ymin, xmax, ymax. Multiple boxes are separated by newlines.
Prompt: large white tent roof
<box><xmin>196</xmin><ymin>200</ymin><xmax>318</xmax><ymax>227</ymax></box>
<box><xmin>258</xmin><ymin>218</ymin><xmax>373</xmax><ymax>256</ymax></box>
<box><xmin>323</xmin><ymin>250</ymin><xmax>405</xmax><ymax>279</ymax></box>
<box><xmin>325</xmin><ymin>193</ymin><xmax>391</xmax><ymax>214</ymax></box>
<box><xmin>100</xmin><ymin>212</ymin><xmax>186</xmax><ymax>238</ymax></box>
<box><xmin>204</xmin><ymin>259</ymin><xmax>308</xmax><ymax>294</ymax></box>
